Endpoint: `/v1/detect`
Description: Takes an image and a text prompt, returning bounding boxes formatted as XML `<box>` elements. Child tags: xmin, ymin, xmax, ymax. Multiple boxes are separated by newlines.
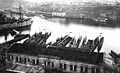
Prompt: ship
<box><xmin>42</xmin><ymin>12</ymin><xmax>85</xmax><ymax>19</ymax></box>
<box><xmin>0</xmin><ymin>5</ymin><xmax>33</xmax><ymax>30</ymax></box>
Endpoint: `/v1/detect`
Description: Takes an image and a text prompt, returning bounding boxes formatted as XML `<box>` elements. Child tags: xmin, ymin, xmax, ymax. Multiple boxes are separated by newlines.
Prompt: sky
<box><xmin>24</xmin><ymin>0</ymin><xmax>120</xmax><ymax>3</ymax></box>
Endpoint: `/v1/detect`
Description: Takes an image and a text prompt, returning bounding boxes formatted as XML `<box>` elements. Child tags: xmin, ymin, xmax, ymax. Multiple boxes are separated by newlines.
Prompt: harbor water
<box><xmin>0</xmin><ymin>16</ymin><xmax>120</xmax><ymax>54</ymax></box>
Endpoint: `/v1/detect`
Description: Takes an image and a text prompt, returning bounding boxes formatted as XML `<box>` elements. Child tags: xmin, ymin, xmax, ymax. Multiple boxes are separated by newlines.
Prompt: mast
<box><xmin>19</xmin><ymin>3</ymin><xmax>23</xmax><ymax>19</ymax></box>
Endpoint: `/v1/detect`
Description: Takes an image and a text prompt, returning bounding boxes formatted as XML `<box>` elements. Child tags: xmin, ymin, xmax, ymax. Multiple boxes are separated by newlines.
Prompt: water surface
<box><xmin>1</xmin><ymin>16</ymin><xmax>120</xmax><ymax>54</ymax></box>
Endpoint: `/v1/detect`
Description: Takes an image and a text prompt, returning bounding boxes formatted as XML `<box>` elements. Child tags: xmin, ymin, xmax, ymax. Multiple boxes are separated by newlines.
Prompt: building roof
<box><xmin>8</xmin><ymin>43</ymin><xmax>104</xmax><ymax>65</ymax></box>
<box><xmin>8</xmin><ymin>63</ymin><xmax>43</xmax><ymax>73</ymax></box>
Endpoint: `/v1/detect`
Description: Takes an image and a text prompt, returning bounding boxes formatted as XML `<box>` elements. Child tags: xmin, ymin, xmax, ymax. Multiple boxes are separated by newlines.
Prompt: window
<box><xmin>96</xmin><ymin>68</ymin><xmax>100</xmax><ymax>73</ymax></box>
<box><xmin>19</xmin><ymin>57</ymin><xmax>22</xmax><ymax>63</ymax></box>
<box><xmin>36</xmin><ymin>59</ymin><xmax>39</xmax><ymax>65</ymax></box>
<box><xmin>81</xmin><ymin>66</ymin><xmax>83</xmax><ymax>72</ymax></box>
<box><xmin>32</xmin><ymin>59</ymin><xmax>35</xmax><ymax>65</ymax></box>
<box><xmin>24</xmin><ymin>58</ymin><xmax>27</xmax><ymax>63</ymax></box>
<box><xmin>70</xmin><ymin>65</ymin><xmax>73</xmax><ymax>71</ymax></box>
<box><xmin>28</xmin><ymin>58</ymin><xmax>30</xmax><ymax>62</ymax></box>
<box><xmin>52</xmin><ymin>62</ymin><xmax>54</xmax><ymax>68</ymax></box>
<box><xmin>85</xmin><ymin>67</ymin><xmax>88</xmax><ymax>72</ymax></box>
<box><xmin>74</xmin><ymin>65</ymin><xmax>77</xmax><ymax>71</ymax></box>
<box><xmin>7</xmin><ymin>55</ymin><xmax>10</xmax><ymax>61</ymax></box>
<box><xmin>59</xmin><ymin>63</ymin><xmax>62</xmax><ymax>69</ymax></box>
<box><xmin>11</xmin><ymin>55</ymin><xmax>14</xmax><ymax>60</ymax></box>
<box><xmin>44</xmin><ymin>61</ymin><xmax>46</xmax><ymax>67</ymax></box>
<box><xmin>92</xmin><ymin>68</ymin><xmax>95</xmax><ymax>73</ymax></box>
<box><xmin>48</xmin><ymin>62</ymin><xmax>50</xmax><ymax>66</ymax></box>
<box><xmin>16</xmin><ymin>57</ymin><xmax>18</xmax><ymax>62</ymax></box>
<box><xmin>63</xmin><ymin>64</ymin><xmax>66</xmax><ymax>70</ymax></box>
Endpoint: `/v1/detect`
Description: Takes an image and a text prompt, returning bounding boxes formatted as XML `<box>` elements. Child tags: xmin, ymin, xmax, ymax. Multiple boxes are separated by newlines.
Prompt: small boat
<box><xmin>76</xmin><ymin>36</ymin><xmax>82</xmax><ymax>48</ymax></box>
<box><xmin>97</xmin><ymin>37</ymin><xmax>104</xmax><ymax>53</ymax></box>
<box><xmin>90</xmin><ymin>36</ymin><xmax>99</xmax><ymax>54</ymax></box>
<box><xmin>14</xmin><ymin>34</ymin><xmax>30</xmax><ymax>39</ymax></box>
<box><xmin>109</xmin><ymin>50</ymin><xmax>119</xmax><ymax>59</ymax></box>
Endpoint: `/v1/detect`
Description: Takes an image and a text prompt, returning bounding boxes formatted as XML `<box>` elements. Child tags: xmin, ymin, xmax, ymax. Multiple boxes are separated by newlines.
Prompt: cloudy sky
<box><xmin>24</xmin><ymin>0</ymin><xmax>120</xmax><ymax>3</ymax></box>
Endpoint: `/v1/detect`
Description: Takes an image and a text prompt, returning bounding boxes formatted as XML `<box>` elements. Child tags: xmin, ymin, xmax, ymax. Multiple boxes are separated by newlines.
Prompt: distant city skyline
<box><xmin>24</xmin><ymin>0</ymin><xmax>120</xmax><ymax>4</ymax></box>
